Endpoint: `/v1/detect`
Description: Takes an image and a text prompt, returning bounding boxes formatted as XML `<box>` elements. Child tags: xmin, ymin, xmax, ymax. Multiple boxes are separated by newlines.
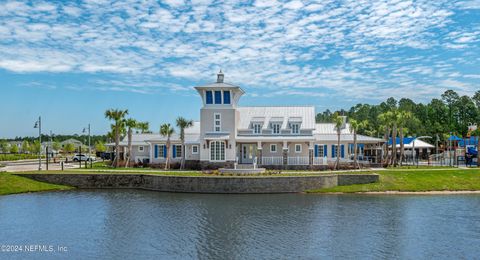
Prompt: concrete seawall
<box><xmin>16</xmin><ymin>173</ymin><xmax>379</xmax><ymax>194</ymax></box>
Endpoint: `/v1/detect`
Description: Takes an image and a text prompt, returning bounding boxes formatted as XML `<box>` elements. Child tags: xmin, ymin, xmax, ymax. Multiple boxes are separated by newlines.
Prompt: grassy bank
<box><xmin>0</xmin><ymin>173</ymin><xmax>72</xmax><ymax>196</ymax></box>
<box><xmin>309</xmin><ymin>168</ymin><xmax>480</xmax><ymax>193</ymax></box>
<box><xmin>0</xmin><ymin>154</ymin><xmax>45</xmax><ymax>161</ymax></box>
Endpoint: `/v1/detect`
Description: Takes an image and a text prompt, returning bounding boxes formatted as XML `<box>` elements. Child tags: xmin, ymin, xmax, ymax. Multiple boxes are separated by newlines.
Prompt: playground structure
<box><xmin>428</xmin><ymin>135</ymin><xmax>478</xmax><ymax>167</ymax></box>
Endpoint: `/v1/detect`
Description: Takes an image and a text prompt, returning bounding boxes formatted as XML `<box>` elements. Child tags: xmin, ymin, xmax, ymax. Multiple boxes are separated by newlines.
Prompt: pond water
<box><xmin>1</xmin><ymin>190</ymin><xmax>479</xmax><ymax>259</ymax></box>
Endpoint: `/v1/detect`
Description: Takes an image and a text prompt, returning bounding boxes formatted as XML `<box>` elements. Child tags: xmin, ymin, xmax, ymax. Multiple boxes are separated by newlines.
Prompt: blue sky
<box><xmin>1</xmin><ymin>0</ymin><xmax>479</xmax><ymax>138</ymax></box>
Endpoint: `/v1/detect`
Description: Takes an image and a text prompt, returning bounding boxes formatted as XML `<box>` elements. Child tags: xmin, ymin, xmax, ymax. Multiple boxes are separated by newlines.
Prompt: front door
<box><xmin>241</xmin><ymin>144</ymin><xmax>256</xmax><ymax>164</ymax></box>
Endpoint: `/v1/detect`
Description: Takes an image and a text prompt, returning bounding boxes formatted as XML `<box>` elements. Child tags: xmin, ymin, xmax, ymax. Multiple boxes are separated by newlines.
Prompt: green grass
<box><xmin>0</xmin><ymin>173</ymin><xmax>73</xmax><ymax>196</ymax></box>
<box><xmin>309</xmin><ymin>168</ymin><xmax>480</xmax><ymax>193</ymax></box>
<box><xmin>0</xmin><ymin>154</ymin><xmax>45</xmax><ymax>161</ymax></box>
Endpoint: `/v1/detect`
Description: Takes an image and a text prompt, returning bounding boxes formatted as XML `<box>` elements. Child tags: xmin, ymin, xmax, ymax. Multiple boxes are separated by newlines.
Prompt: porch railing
<box><xmin>313</xmin><ymin>157</ymin><xmax>327</xmax><ymax>165</ymax></box>
<box><xmin>287</xmin><ymin>156</ymin><xmax>309</xmax><ymax>165</ymax></box>
<box><xmin>262</xmin><ymin>156</ymin><xmax>283</xmax><ymax>165</ymax></box>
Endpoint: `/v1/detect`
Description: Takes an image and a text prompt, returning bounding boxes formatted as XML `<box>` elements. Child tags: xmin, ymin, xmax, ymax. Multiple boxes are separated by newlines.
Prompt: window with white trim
<box><xmin>270</xmin><ymin>144</ymin><xmax>277</xmax><ymax>153</ymax></box>
<box><xmin>291</xmin><ymin>123</ymin><xmax>300</xmax><ymax>134</ymax></box>
<box><xmin>253</xmin><ymin>123</ymin><xmax>261</xmax><ymax>134</ymax></box>
<box><xmin>158</xmin><ymin>145</ymin><xmax>165</xmax><ymax>158</ymax></box>
<box><xmin>214</xmin><ymin>113</ymin><xmax>221</xmax><ymax>132</ymax></box>
<box><xmin>138</xmin><ymin>146</ymin><xmax>144</xmax><ymax>152</ymax></box>
<box><xmin>210</xmin><ymin>141</ymin><xmax>225</xmax><ymax>161</ymax></box>
<box><xmin>192</xmin><ymin>145</ymin><xmax>199</xmax><ymax>154</ymax></box>
<box><xmin>295</xmin><ymin>144</ymin><xmax>302</xmax><ymax>153</ymax></box>
<box><xmin>272</xmin><ymin>123</ymin><xmax>281</xmax><ymax>134</ymax></box>
<box><xmin>316</xmin><ymin>145</ymin><xmax>324</xmax><ymax>157</ymax></box>
<box><xmin>176</xmin><ymin>145</ymin><xmax>182</xmax><ymax>158</ymax></box>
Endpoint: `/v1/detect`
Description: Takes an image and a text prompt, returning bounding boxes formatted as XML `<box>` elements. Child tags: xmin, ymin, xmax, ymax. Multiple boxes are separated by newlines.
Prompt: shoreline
<box><xmin>320</xmin><ymin>190</ymin><xmax>480</xmax><ymax>195</ymax></box>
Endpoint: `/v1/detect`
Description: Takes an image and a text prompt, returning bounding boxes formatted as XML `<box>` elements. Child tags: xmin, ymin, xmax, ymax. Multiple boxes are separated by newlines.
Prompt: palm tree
<box><xmin>124</xmin><ymin>118</ymin><xmax>138</xmax><ymax>168</ymax></box>
<box><xmin>105</xmin><ymin>109</ymin><xmax>128</xmax><ymax>168</ymax></box>
<box><xmin>176</xmin><ymin>117</ymin><xmax>194</xmax><ymax>170</ymax></box>
<box><xmin>397</xmin><ymin>111</ymin><xmax>413</xmax><ymax>166</ymax></box>
<box><xmin>333</xmin><ymin>113</ymin><xmax>344</xmax><ymax>170</ymax></box>
<box><xmin>160</xmin><ymin>123</ymin><xmax>174</xmax><ymax>170</ymax></box>
<box><xmin>136</xmin><ymin>122</ymin><xmax>150</xmax><ymax>133</ymax></box>
<box><xmin>390</xmin><ymin>111</ymin><xmax>399</xmax><ymax>167</ymax></box>
<box><xmin>378</xmin><ymin>113</ymin><xmax>391</xmax><ymax>166</ymax></box>
<box><xmin>349</xmin><ymin>119</ymin><xmax>368</xmax><ymax>169</ymax></box>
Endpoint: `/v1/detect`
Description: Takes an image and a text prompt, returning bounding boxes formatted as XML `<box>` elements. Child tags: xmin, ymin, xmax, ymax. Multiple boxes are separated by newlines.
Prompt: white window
<box><xmin>214</xmin><ymin>113</ymin><xmax>221</xmax><ymax>132</ymax></box>
<box><xmin>192</xmin><ymin>145</ymin><xmax>199</xmax><ymax>154</ymax></box>
<box><xmin>272</xmin><ymin>123</ymin><xmax>281</xmax><ymax>134</ymax></box>
<box><xmin>316</xmin><ymin>145</ymin><xmax>324</xmax><ymax>157</ymax></box>
<box><xmin>210</xmin><ymin>141</ymin><xmax>225</xmax><ymax>161</ymax></box>
<box><xmin>138</xmin><ymin>146</ymin><xmax>144</xmax><ymax>152</ymax></box>
<box><xmin>270</xmin><ymin>144</ymin><xmax>277</xmax><ymax>153</ymax></box>
<box><xmin>291</xmin><ymin>123</ymin><xmax>300</xmax><ymax>134</ymax></box>
<box><xmin>175</xmin><ymin>145</ymin><xmax>182</xmax><ymax>158</ymax></box>
<box><xmin>253</xmin><ymin>123</ymin><xmax>261</xmax><ymax>134</ymax></box>
<box><xmin>158</xmin><ymin>145</ymin><xmax>165</xmax><ymax>158</ymax></box>
<box><xmin>295</xmin><ymin>144</ymin><xmax>302</xmax><ymax>153</ymax></box>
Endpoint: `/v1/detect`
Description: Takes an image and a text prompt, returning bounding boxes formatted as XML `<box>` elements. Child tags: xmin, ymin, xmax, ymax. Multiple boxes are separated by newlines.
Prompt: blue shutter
<box><xmin>154</xmin><ymin>145</ymin><xmax>158</xmax><ymax>158</ymax></box>
<box><xmin>324</xmin><ymin>145</ymin><xmax>327</xmax><ymax>156</ymax></box>
<box><xmin>163</xmin><ymin>145</ymin><xmax>167</xmax><ymax>158</ymax></box>
<box><xmin>173</xmin><ymin>145</ymin><xmax>176</xmax><ymax>158</ymax></box>
<box><xmin>341</xmin><ymin>145</ymin><xmax>345</xmax><ymax>158</ymax></box>
<box><xmin>214</xmin><ymin>91</ymin><xmax>222</xmax><ymax>104</ymax></box>
<box><xmin>332</xmin><ymin>145</ymin><xmax>336</xmax><ymax>158</ymax></box>
<box><xmin>223</xmin><ymin>91</ymin><xmax>231</xmax><ymax>104</ymax></box>
<box><xmin>206</xmin><ymin>91</ymin><xmax>213</xmax><ymax>104</ymax></box>
<box><xmin>314</xmin><ymin>144</ymin><xmax>318</xmax><ymax>157</ymax></box>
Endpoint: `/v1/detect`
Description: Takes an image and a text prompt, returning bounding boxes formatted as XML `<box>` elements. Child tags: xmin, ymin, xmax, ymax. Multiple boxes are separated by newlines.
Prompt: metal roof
<box><xmin>237</xmin><ymin>106</ymin><xmax>316</xmax><ymax>130</ymax></box>
<box><xmin>313</xmin><ymin>123</ymin><xmax>352</xmax><ymax>134</ymax></box>
<box><xmin>313</xmin><ymin>134</ymin><xmax>384</xmax><ymax>143</ymax></box>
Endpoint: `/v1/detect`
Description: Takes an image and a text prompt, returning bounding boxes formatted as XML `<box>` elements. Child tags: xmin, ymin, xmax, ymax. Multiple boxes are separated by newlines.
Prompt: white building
<box><xmin>113</xmin><ymin>72</ymin><xmax>384</xmax><ymax>169</ymax></box>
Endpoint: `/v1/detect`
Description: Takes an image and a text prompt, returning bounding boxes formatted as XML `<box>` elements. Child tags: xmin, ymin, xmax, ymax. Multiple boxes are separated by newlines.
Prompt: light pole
<box><xmin>34</xmin><ymin>116</ymin><xmax>42</xmax><ymax>171</ymax></box>
<box><xmin>83</xmin><ymin>124</ymin><xmax>91</xmax><ymax>168</ymax></box>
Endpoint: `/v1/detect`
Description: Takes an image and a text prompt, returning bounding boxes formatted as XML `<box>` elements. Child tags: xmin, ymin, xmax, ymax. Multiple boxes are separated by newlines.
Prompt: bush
<box><xmin>0</xmin><ymin>153</ymin><xmax>45</xmax><ymax>161</ymax></box>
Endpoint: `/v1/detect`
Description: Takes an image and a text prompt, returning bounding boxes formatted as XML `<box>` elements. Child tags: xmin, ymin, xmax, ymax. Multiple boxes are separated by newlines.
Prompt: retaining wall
<box><xmin>16</xmin><ymin>173</ymin><xmax>379</xmax><ymax>194</ymax></box>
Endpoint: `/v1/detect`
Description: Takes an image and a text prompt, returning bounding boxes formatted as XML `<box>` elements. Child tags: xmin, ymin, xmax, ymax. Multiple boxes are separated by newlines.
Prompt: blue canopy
<box><xmin>448</xmin><ymin>135</ymin><xmax>463</xmax><ymax>141</ymax></box>
<box><xmin>388</xmin><ymin>137</ymin><xmax>415</xmax><ymax>145</ymax></box>
<box><xmin>459</xmin><ymin>136</ymin><xmax>479</xmax><ymax>147</ymax></box>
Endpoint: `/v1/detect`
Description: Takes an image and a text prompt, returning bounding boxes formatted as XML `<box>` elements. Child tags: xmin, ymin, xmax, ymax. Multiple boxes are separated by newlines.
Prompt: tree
<box><xmin>135</xmin><ymin>122</ymin><xmax>150</xmax><ymax>133</ymax></box>
<box><xmin>95</xmin><ymin>141</ymin><xmax>106</xmax><ymax>153</ymax></box>
<box><xmin>332</xmin><ymin>113</ymin><xmax>344</xmax><ymax>170</ymax></box>
<box><xmin>441</xmin><ymin>90</ymin><xmax>460</xmax><ymax>131</ymax></box>
<box><xmin>125</xmin><ymin>118</ymin><xmax>138</xmax><ymax>168</ymax></box>
<box><xmin>64</xmin><ymin>143</ymin><xmax>75</xmax><ymax>154</ymax></box>
<box><xmin>349</xmin><ymin>119</ymin><xmax>368</xmax><ymax>169</ymax></box>
<box><xmin>52</xmin><ymin>141</ymin><xmax>61</xmax><ymax>152</ymax></box>
<box><xmin>176</xmin><ymin>117</ymin><xmax>194</xmax><ymax>170</ymax></box>
<box><xmin>160</xmin><ymin>123</ymin><xmax>174</xmax><ymax>170</ymax></box>
<box><xmin>31</xmin><ymin>140</ymin><xmax>41</xmax><ymax>154</ymax></box>
<box><xmin>105</xmin><ymin>109</ymin><xmax>129</xmax><ymax>168</ymax></box>
<box><xmin>21</xmin><ymin>140</ymin><xmax>30</xmax><ymax>154</ymax></box>
<box><xmin>10</xmin><ymin>144</ymin><xmax>18</xmax><ymax>154</ymax></box>
<box><xmin>0</xmin><ymin>141</ymin><xmax>9</xmax><ymax>153</ymax></box>
<box><xmin>397</xmin><ymin>111</ymin><xmax>413</xmax><ymax>165</ymax></box>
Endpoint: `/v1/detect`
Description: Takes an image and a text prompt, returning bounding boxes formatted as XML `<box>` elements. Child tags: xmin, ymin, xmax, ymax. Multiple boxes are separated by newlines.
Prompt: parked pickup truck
<box><xmin>72</xmin><ymin>154</ymin><xmax>96</xmax><ymax>162</ymax></box>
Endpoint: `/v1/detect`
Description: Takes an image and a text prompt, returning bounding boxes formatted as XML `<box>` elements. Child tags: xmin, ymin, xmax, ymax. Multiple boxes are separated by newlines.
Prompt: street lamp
<box><xmin>34</xmin><ymin>116</ymin><xmax>42</xmax><ymax>171</ymax></box>
<box><xmin>412</xmin><ymin>135</ymin><xmax>432</xmax><ymax>168</ymax></box>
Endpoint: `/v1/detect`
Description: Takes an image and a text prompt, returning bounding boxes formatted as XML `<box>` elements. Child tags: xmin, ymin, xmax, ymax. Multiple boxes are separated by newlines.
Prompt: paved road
<box><xmin>1</xmin><ymin>160</ymin><xmax>79</xmax><ymax>172</ymax></box>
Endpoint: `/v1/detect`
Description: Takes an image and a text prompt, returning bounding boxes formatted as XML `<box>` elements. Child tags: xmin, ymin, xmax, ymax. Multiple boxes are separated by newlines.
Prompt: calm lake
<box><xmin>1</xmin><ymin>190</ymin><xmax>479</xmax><ymax>259</ymax></box>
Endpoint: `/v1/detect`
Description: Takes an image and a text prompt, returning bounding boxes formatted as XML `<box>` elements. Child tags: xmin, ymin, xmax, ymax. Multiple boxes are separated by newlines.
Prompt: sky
<box><xmin>0</xmin><ymin>0</ymin><xmax>479</xmax><ymax>138</ymax></box>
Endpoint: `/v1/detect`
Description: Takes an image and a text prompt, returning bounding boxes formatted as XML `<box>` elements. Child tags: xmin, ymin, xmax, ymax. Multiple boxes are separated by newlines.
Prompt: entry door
<box><xmin>241</xmin><ymin>144</ymin><xmax>256</xmax><ymax>164</ymax></box>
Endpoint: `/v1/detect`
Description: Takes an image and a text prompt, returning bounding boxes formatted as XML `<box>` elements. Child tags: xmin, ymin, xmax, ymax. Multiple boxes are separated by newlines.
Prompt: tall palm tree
<box><xmin>136</xmin><ymin>122</ymin><xmax>150</xmax><ymax>133</ymax></box>
<box><xmin>124</xmin><ymin>118</ymin><xmax>138</xmax><ymax>168</ymax></box>
<box><xmin>176</xmin><ymin>117</ymin><xmax>194</xmax><ymax>170</ymax></box>
<box><xmin>333</xmin><ymin>113</ymin><xmax>344</xmax><ymax>170</ymax></box>
<box><xmin>397</xmin><ymin>111</ymin><xmax>413</xmax><ymax>166</ymax></box>
<box><xmin>378</xmin><ymin>112</ymin><xmax>391</xmax><ymax>166</ymax></box>
<box><xmin>349</xmin><ymin>119</ymin><xmax>368</xmax><ymax>169</ymax></box>
<box><xmin>390</xmin><ymin>111</ymin><xmax>399</xmax><ymax>166</ymax></box>
<box><xmin>160</xmin><ymin>123</ymin><xmax>174</xmax><ymax>170</ymax></box>
<box><xmin>105</xmin><ymin>109</ymin><xmax>128</xmax><ymax>168</ymax></box>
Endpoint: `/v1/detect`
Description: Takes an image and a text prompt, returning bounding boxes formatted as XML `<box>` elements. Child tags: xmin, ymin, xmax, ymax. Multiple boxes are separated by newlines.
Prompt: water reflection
<box><xmin>1</xmin><ymin>191</ymin><xmax>479</xmax><ymax>259</ymax></box>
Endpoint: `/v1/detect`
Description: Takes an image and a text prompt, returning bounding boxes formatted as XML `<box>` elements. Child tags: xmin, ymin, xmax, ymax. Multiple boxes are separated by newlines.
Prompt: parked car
<box><xmin>72</xmin><ymin>154</ymin><xmax>96</xmax><ymax>162</ymax></box>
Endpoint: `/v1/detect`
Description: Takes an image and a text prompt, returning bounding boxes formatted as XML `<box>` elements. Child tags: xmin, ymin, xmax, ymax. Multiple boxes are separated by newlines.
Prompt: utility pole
<box><xmin>34</xmin><ymin>116</ymin><xmax>42</xmax><ymax>171</ymax></box>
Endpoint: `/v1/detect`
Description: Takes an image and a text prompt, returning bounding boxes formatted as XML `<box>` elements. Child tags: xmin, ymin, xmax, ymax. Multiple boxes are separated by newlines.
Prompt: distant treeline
<box><xmin>316</xmin><ymin>89</ymin><xmax>480</xmax><ymax>141</ymax></box>
<box><xmin>1</xmin><ymin>134</ymin><xmax>109</xmax><ymax>144</ymax></box>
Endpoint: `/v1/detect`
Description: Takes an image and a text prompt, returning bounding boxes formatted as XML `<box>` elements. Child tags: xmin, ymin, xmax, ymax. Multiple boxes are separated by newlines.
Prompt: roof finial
<box><xmin>217</xmin><ymin>69</ymin><xmax>224</xmax><ymax>83</ymax></box>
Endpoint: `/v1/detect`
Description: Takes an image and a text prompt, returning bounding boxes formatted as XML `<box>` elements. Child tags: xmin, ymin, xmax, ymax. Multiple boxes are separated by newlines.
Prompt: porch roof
<box><xmin>235</xmin><ymin>136</ymin><xmax>314</xmax><ymax>142</ymax></box>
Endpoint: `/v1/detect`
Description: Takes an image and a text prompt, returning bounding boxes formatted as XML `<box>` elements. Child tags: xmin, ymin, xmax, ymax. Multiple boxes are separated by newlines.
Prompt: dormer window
<box><xmin>272</xmin><ymin>123</ymin><xmax>281</xmax><ymax>134</ymax></box>
<box><xmin>291</xmin><ymin>123</ymin><xmax>300</xmax><ymax>134</ymax></box>
<box><xmin>253</xmin><ymin>123</ymin><xmax>262</xmax><ymax>134</ymax></box>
